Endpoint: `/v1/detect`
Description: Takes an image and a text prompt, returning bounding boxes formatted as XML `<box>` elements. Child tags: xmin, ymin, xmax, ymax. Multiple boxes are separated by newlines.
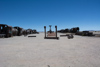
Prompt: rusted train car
<box><xmin>26</xmin><ymin>29</ymin><xmax>33</xmax><ymax>34</ymax></box>
<box><xmin>70</xmin><ymin>27</ymin><xmax>79</xmax><ymax>33</ymax></box>
<box><xmin>12</xmin><ymin>27</ymin><xmax>18</xmax><ymax>36</ymax></box>
<box><xmin>58</xmin><ymin>27</ymin><xmax>79</xmax><ymax>33</ymax></box>
<box><xmin>14</xmin><ymin>26</ymin><xmax>24</xmax><ymax>36</ymax></box>
<box><xmin>75</xmin><ymin>31</ymin><xmax>94</xmax><ymax>36</ymax></box>
<box><xmin>0</xmin><ymin>24</ymin><xmax>13</xmax><ymax>37</ymax></box>
<box><xmin>0</xmin><ymin>24</ymin><xmax>34</xmax><ymax>38</ymax></box>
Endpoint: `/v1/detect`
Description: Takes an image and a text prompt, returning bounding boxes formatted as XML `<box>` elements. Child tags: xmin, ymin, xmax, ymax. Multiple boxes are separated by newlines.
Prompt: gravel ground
<box><xmin>0</xmin><ymin>33</ymin><xmax>100</xmax><ymax>67</ymax></box>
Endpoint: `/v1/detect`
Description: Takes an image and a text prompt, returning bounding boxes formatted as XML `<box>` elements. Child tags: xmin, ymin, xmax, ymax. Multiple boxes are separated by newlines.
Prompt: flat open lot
<box><xmin>0</xmin><ymin>33</ymin><xmax>100</xmax><ymax>67</ymax></box>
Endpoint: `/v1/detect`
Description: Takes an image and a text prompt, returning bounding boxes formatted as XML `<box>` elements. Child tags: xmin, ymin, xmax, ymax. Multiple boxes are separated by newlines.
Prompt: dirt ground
<box><xmin>0</xmin><ymin>33</ymin><xmax>100</xmax><ymax>67</ymax></box>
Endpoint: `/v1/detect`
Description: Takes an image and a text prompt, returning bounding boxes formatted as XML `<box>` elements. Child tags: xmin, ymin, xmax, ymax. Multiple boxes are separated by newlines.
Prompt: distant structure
<box><xmin>47</xmin><ymin>25</ymin><xmax>54</xmax><ymax>33</ymax></box>
<box><xmin>26</xmin><ymin>29</ymin><xmax>33</xmax><ymax>34</ymax></box>
<box><xmin>58</xmin><ymin>27</ymin><xmax>79</xmax><ymax>33</ymax></box>
<box><xmin>14</xmin><ymin>26</ymin><xmax>24</xmax><ymax>36</ymax></box>
<box><xmin>44</xmin><ymin>25</ymin><xmax>59</xmax><ymax>39</ymax></box>
<box><xmin>49</xmin><ymin>25</ymin><xmax>52</xmax><ymax>33</ymax></box>
<box><xmin>32</xmin><ymin>29</ymin><xmax>39</xmax><ymax>34</ymax></box>
<box><xmin>0</xmin><ymin>24</ymin><xmax>13</xmax><ymax>37</ymax></box>
<box><xmin>70</xmin><ymin>27</ymin><xmax>79</xmax><ymax>33</ymax></box>
<box><xmin>0</xmin><ymin>24</ymin><xmax>39</xmax><ymax>38</ymax></box>
<box><xmin>75</xmin><ymin>31</ymin><xmax>94</xmax><ymax>36</ymax></box>
<box><xmin>58</xmin><ymin>27</ymin><xmax>94</xmax><ymax>36</ymax></box>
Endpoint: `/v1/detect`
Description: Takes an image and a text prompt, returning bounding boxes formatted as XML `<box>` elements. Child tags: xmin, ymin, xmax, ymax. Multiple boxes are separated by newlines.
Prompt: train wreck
<box><xmin>14</xmin><ymin>26</ymin><xmax>24</xmax><ymax>36</ymax></box>
<box><xmin>0</xmin><ymin>24</ymin><xmax>39</xmax><ymax>38</ymax></box>
<box><xmin>32</xmin><ymin>29</ymin><xmax>39</xmax><ymax>34</ymax></box>
<box><xmin>58</xmin><ymin>27</ymin><xmax>94</xmax><ymax>36</ymax></box>
<box><xmin>58</xmin><ymin>27</ymin><xmax>79</xmax><ymax>33</ymax></box>
<box><xmin>0</xmin><ymin>24</ymin><xmax>13</xmax><ymax>38</ymax></box>
<box><xmin>75</xmin><ymin>31</ymin><xmax>94</xmax><ymax>36</ymax></box>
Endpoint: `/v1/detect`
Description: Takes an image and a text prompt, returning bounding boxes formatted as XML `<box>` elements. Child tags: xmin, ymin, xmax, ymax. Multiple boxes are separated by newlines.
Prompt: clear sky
<box><xmin>0</xmin><ymin>0</ymin><xmax>100</xmax><ymax>31</ymax></box>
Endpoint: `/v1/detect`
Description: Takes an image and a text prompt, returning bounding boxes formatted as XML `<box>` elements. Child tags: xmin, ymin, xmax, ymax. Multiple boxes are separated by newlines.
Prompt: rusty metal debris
<box><xmin>28</xmin><ymin>36</ymin><xmax>36</xmax><ymax>37</ymax></box>
<box><xmin>60</xmin><ymin>34</ymin><xmax>74</xmax><ymax>39</ymax></box>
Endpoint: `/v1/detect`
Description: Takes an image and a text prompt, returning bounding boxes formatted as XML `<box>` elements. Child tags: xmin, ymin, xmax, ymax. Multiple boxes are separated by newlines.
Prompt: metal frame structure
<box><xmin>44</xmin><ymin>25</ymin><xmax>59</xmax><ymax>40</ymax></box>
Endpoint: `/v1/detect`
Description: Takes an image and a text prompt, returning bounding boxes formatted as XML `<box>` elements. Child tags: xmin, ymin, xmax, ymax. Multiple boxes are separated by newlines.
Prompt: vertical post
<box><xmin>49</xmin><ymin>25</ymin><xmax>52</xmax><ymax>33</ymax></box>
<box><xmin>55</xmin><ymin>26</ymin><xmax>57</xmax><ymax>37</ymax></box>
<box><xmin>44</xmin><ymin>26</ymin><xmax>46</xmax><ymax>38</ymax></box>
<box><xmin>0</xmin><ymin>25</ymin><xmax>1</xmax><ymax>30</ymax></box>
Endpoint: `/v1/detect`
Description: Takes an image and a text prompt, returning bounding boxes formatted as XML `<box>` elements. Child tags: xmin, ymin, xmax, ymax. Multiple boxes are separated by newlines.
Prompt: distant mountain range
<box><xmin>83</xmin><ymin>30</ymin><xmax>100</xmax><ymax>31</ymax></box>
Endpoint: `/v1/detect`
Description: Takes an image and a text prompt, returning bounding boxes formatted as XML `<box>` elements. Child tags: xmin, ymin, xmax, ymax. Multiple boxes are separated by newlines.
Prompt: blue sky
<box><xmin>0</xmin><ymin>0</ymin><xmax>100</xmax><ymax>31</ymax></box>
